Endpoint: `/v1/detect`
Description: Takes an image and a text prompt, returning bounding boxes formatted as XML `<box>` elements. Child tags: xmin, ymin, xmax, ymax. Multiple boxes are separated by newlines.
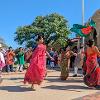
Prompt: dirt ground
<box><xmin>0</xmin><ymin>70</ymin><xmax>99</xmax><ymax>100</ymax></box>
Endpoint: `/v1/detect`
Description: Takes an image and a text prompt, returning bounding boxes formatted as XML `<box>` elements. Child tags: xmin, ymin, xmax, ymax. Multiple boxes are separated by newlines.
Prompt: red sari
<box><xmin>24</xmin><ymin>44</ymin><xmax>46</xmax><ymax>85</ymax></box>
<box><xmin>84</xmin><ymin>47</ymin><xmax>100</xmax><ymax>87</ymax></box>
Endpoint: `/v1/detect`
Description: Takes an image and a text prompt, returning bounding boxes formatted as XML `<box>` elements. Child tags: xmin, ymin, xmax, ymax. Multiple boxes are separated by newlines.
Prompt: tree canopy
<box><xmin>14</xmin><ymin>13</ymin><xmax>70</xmax><ymax>49</ymax></box>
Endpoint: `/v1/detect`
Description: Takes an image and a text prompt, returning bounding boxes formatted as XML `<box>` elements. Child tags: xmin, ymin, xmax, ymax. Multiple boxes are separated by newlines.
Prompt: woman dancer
<box><xmin>24</xmin><ymin>35</ymin><xmax>53</xmax><ymax>90</ymax></box>
<box><xmin>60</xmin><ymin>46</ymin><xmax>76</xmax><ymax>80</ymax></box>
<box><xmin>84</xmin><ymin>39</ymin><xmax>100</xmax><ymax>89</ymax></box>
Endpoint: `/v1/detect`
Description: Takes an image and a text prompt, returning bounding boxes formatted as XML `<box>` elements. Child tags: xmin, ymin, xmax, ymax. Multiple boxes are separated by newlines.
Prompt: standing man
<box><xmin>73</xmin><ymin>46</ymin><xmax>84</xmax><ymax>77</ymax></box>
<box><xmin>6</xmin><ymin>47</ymin><xmax>15</xmax><ymax>72</ymax></box>
<box><xmin>49</xmin><ymin>48</ymin><xmax>55</xmax><ymax>68</ymax></box>
<box><xmin>17</xmin><ymin>47</ymin><xmax>25</xmax><ymax>72</ymax></box>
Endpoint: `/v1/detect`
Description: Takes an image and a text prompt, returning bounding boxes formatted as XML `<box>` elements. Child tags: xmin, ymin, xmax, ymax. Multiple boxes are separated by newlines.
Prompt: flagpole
<box><xmin>82</xmin><ymin>0</ymin><xmax>84</xmax><ymax>25</ymax></box>
<box><xmin>82</xmin><ymin>0</ymin><xmax>85</xmax><ymax>50</ymax></box>
<box><xmin>77</xmin><ymin>0</ymin><xmax>85</xmax><ymax>51</ymax></box>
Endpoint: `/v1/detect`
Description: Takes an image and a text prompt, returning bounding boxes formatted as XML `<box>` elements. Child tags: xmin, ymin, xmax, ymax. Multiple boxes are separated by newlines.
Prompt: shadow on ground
<box><xmin>0</xmin><ymin>86</ymin><xmax>33</xmax><ymax>92</ymax></box>
<box><xmin>3</xmin><ymin>78</ymin><xmax>24</xmax><ymax>80</ymax></box>
<box><xmin>42</xmin><ymin>85</ymin><xmax>91</xmax><ymax>92</ymax></box>
<box><xmin>47</xmin><ymin>66</ymin><xmax>60</xmax><ymax>71</ymax></box>
<box><xmin>46</xmin><ymin>77</ymin><xmax>83</xmax><ymax>83</ymax></box>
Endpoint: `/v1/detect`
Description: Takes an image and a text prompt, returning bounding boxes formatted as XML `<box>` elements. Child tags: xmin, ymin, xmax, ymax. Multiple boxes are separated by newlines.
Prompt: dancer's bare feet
<box><xmin>31</xmin><ymin>84</ymin><xmax>35</xmax><ymax>91</ymax></box>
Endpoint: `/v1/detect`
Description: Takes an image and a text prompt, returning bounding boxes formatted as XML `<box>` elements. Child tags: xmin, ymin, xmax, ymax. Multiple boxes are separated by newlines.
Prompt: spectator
<box><xmin>25</xmin><ymin>47</ymin><xmax>33</xmax><ymax>68</ymax></box>
<box><xmin>49</xmin><ymin>48</ymin><xmax>55</xmax><ymax>68</ymax></box>
<box><xmin>17</xmin><ymin>47</ymin><xmax>25</xmax><ymax>72</ymax></box>
<box><xmin>0</xmin><ymin>44</ymin><xmax>5</xmax><ymax>83</ymax></box>
<box><xmin>5</xmin><ymin>47</ymin><xmax>15</xmax><ymax>72</ymax></box>
<box><xmin>54</xmin><ymin>51</ymin><xmax>58</xmax><ymax>67</ymax></box>
<box><xmin>73</xmin><ymin>46</ymin><xmax>84</xmax><ymax>77</ymax></box>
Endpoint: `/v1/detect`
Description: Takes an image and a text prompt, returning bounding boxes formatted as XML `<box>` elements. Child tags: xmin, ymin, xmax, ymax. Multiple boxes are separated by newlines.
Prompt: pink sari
<box><xmin>24</xmin><ymin>44</ymin><xmax>46</xmax><ymax>85</ymax></box>
<box><xmin>84</xmin><ymin>47</ymin><xmax>100</xmax><ymax>87</ymax></box>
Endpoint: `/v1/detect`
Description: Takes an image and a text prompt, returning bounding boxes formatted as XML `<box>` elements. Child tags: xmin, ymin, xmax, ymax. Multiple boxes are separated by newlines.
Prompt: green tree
<box><xmin>0</xmin><ymin>37</ymin><xmax>8</xmax><ymax>48</ymax></box>
<box><xmin>14</xmin><ymin>13</ymin><xmax>70</xmax><ymax>48</ymax></box>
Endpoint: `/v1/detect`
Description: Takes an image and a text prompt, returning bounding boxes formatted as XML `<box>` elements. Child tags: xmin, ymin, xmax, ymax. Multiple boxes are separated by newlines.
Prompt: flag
<box><xmin>81</xmin><ymin>26</ymin><xmax>93</xmax><ymax>35</ymax></box>
<box><xmin>70</xmin><ymin>24</ymin><xmax>93</xmax><ymax>37</ymax></box>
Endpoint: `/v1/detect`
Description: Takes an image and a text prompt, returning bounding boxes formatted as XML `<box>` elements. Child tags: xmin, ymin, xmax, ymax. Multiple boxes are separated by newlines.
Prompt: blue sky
<box><xmin>0</xmin><ymin>0</ymin><xmax>100</xmax><ymax>48</ymax></box>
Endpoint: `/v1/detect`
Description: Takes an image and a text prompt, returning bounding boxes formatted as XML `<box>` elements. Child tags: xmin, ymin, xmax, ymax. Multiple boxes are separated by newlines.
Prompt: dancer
<box><xmin>0</xmin><ymin>44</ymin><xmax>5</xmax><ymax>83</ymax></box>
<box><xmin>24</xmin><ymin>35</ymin><xmax>53</xmax><ymax>90</ymax></box>
<box><xmin>60</xmin><ymin>46</ymin><xmax>76</xmax><ymax>80</ymax></box>
<box><xmin>84</xmin><ymin>39</ymin><xmax>100</xmax><ymax>89</ymax></box>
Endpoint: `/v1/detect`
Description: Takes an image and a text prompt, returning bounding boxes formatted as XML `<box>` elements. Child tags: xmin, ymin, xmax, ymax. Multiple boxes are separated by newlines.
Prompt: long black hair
<box><xmin>87</xmin><ymin>39</ymin><xmax>94</xmax><ymax>47</ymax></box>
<box><xmin>36</xmin><ymin>35</ymin><xmax>43</xmax><ymax>41</ymax></box>
<box><xmin>33</xmin><ymin>35</ymin><xmax>44</xmax><ymax>51</ymax></box>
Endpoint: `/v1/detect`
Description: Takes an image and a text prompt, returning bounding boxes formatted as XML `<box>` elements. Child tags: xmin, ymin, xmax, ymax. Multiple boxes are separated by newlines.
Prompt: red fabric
<box><xmin>85</xmin><ymin>48</ymin><xmax>100</xmax><ymax>86</ymax></box>
<box><xmin>81</xmin><ymin>26</ymin><xmax>92</xmax><ymax>35</ymax></box>
<box><xmin>24</xmin><ymin>44</ymin><xmax>46</xmax><ymax>85</ymax></box>
<box><xmin>6</xmin><ymin>51</ymin><xmax>15</xmax><ymax>65</ymax></box>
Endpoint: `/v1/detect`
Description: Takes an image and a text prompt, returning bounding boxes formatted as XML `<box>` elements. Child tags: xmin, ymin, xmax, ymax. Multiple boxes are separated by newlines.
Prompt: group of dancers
<box><xmin>24</xmin><ymin>36</ymin><xmax>100</xmax><ymax>90</ymax></box>
<box><xmin>0</xmin><ymin>35</ymin><xmax>100</xmax><ymax>90</ymax></box>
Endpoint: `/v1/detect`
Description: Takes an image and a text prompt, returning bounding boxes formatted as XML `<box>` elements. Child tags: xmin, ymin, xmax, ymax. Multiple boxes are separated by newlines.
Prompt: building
<box><xmin>92</xmin><ymin>9</ymin><xmax>100</xmax><ymax>49</ymax></box>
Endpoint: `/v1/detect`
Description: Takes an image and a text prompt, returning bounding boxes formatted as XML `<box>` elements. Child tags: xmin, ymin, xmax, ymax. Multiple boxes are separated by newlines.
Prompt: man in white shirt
<box><xmin>73</xmin><ymin>46</ymin><xmax>84</xmax><ymax>77</ymax></box>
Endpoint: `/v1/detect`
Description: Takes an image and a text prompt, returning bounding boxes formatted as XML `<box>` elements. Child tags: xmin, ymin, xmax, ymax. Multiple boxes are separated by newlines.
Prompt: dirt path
<box><xmin>0</xmin><ymin>70</ymin><xmax>99</xmax><ymax>100</ymax></box>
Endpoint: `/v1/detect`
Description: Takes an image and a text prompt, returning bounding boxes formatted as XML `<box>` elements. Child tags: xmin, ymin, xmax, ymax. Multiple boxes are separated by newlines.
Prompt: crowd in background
<box><xmin>47</xmin><ymin>47</ymin><xmax>59</xmax><ymax>68</ymax></box>
<box><xmin>0</xmin><ymin>37</ymin><xmax>100</xmax><ymax>89</ymax></box>
<box><xmin>1</xmin><ymin>46</ymin><xmax>33</xmax><ymax>72</ymax></box>
<box><xmin>0</xmin><ymin>44</ymin><xmax>100</xmax><ymax>75</ymax></box>
<box><xmin>0</xmin><ymin>46</ymin><xmax>59</xmax><ymax>73</ymax></box>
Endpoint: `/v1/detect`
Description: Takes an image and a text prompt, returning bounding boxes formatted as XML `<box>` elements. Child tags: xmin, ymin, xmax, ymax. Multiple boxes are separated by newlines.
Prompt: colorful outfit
<box><xmin>24</xmin><ymin>44</ymin><xmax>46</xmax><ymax>85</ymax></box>
<box><xmin>17</xmin><ymin>51</ymin><xmax>25</xmax><ymax>71</ymax></box>
<box><xmin>84</xmin><ymin>46</ymin><xmax>100</xmax><ymax>87</ymax></box>
<box><xmin>6</xmin><ymin>51</ymin><xmax>15</xmax><ymax>72</ymax></box>
<box><xmin>60</xmin><ymin>51</ymin><xmax>73</xmax><ymax>80</ymax></box>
